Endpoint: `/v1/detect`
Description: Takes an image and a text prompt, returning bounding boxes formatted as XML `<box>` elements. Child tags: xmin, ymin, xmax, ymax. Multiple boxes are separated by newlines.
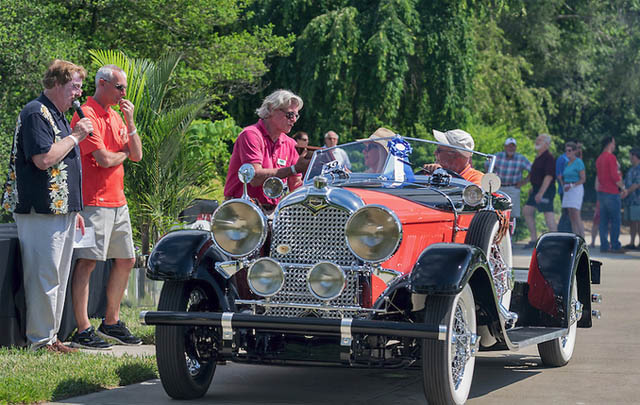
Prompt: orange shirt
<box><xmin>70</xmin><ymin>96</ymin><xmax>127</xmax><ymax>207</ymax></box>
<box><xmin>460</xmin><ymin>164</ymin><xmax>483</xmax><ymax>186</ymax></box>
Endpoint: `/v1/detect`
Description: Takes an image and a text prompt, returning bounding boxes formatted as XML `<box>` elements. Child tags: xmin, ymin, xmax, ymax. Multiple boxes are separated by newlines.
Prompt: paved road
<box><xmin>57</xmin><ymin>244</ymin><xmax>639</xmax><ymax>405</ymax></box>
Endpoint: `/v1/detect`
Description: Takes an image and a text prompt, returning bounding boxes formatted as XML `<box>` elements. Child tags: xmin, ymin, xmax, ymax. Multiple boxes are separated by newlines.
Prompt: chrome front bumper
<box><xmin>141</xmin><ymin>311</ymin><xmax>447</xmax><ymax>345</ymax></box>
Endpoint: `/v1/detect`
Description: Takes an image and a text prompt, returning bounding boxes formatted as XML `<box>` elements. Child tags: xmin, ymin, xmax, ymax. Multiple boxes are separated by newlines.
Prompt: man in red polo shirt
<box><xmin>596</xmin><ymin>136</ymin><xmax>628</xmax><ymax>253</ymax></box>
<box><xmin>69</xmin><ymin>64</ymin><xmax>143</xmax><ymax>349</ymax></box>
<box><xmin>224</xmin><ymin>89</ymin><xmax>310</xmax><ymax>209</ymax></box>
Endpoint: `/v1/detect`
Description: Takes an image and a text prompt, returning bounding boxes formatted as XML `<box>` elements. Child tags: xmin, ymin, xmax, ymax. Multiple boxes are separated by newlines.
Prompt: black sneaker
<box><xmin>70</xmin><ymin>326</ymin><xmax>112</xmax><ymax>350</ymax></box>
<box><xmin>97</xmin><ymin>320</ymin><xmax>142</xmax><ymax>345</ymax></box>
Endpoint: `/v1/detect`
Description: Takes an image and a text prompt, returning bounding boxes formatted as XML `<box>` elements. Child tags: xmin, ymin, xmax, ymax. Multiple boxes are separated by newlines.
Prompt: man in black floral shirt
<box><xmin>2</xmin><ymin>59</ymin><xmax>93</xmax><ymax>353</ymax></box>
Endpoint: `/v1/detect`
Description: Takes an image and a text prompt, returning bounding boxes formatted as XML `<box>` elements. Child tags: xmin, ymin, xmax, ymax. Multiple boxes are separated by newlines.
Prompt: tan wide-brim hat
<box><xmin>432</xmin><ymin>129</ymin><xmax>475</xmax><ymax>151</ymax></box>
<box><xmin>362</xmin><ymin>127</ymin><xmax>396</xmax><ymax>151</ymax></box>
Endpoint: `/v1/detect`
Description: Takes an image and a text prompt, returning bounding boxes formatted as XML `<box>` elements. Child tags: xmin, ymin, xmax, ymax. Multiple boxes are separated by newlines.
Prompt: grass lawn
<box><xmin>0</xmin><ymin>305</ymin><xmax>158</xmax><ymax>404</ymax></box>
<box><xmin>0</xmin><ymin>347</ymin><xmax>158</xmax><ymax>403</ymax></box>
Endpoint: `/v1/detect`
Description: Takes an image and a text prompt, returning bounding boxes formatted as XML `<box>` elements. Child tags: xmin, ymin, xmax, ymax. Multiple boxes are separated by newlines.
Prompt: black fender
<box><xmin>522</xmin><ymin>232</ymin><xmax>593</xmax><ymax>328</ymax></box>
<box><xmin>148</xmin><ymin>229</ymin><xmax>233</xmax><ymax>312</ymax></box>
<box><xmin>147</xmin><ymin>229</ymin><xmax>228</xmax><ymax>281</ymax></box>
<box><xmin>409</xmin><ymin>243</ymin><xmax>490</xmax><ymax>295</ymax></box>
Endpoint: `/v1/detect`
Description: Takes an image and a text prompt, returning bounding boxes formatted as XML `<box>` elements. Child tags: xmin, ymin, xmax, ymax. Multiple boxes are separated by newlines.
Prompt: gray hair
<box><xmin>95</xmin><ymin>64</ymin><xmax>126</xmax><ymax>87</ymax></box>
<box><xmin>324</xmin><ymin>130</ymin><xmax>338</xmax><ymax>139</ymax></box>
<box><xmin>538</xmin><ymin>133</ymin><xmax>551</xmax><ymax>146</ymax></box>
<box><xmin>255</xmin><ymin>89</ymin><xmax>303</xmax><ymax>119</ymax></box>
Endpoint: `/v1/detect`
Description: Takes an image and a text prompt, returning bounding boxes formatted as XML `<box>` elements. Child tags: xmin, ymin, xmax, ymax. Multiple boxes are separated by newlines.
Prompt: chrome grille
<box><xmin>270</xmin><ymin>204</ymin><xmax>354</xmax><ymax>266</ymax></box>
<box><xmin>264</xmin><ymin>266</ymin><xmax>360</xmax><ymax>318</ymax></box>
<box><xmin>266</xmin><ymin>203</ymin><xmax>362</xmax><ymax>318</ymax></box>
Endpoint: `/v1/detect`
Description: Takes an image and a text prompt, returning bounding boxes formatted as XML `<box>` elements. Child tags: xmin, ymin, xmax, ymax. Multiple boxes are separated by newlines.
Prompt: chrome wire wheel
<box><xmin>423</xmin><ymin>284</ymin><xmax>477</xmax><ymax>405</ymax></box>
<box><xmin>450</xmin><ymin>301</ymin><xmax>474</xmax><ymax>389</ymax></box>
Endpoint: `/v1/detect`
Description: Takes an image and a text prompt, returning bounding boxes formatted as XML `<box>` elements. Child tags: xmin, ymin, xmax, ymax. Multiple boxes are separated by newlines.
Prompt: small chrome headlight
<box><xmin>345</xmin><ymin>205</ymin><xmax>402</xmax><ymax>263</ymax></box>
<box><xmin>247</xmin><ymin>258</ymin><xmax>284</xmax><ymax>297</ymax></box>
<box><xmin>211</xmin><ymin>200</ymin><xmax>267</xmax><ymax>257</ymax></box>
<box><xmin>307</xmin><ymin>262</ymin><xmax>345</xmax><ymax>300</ymax></box>
<box><xmin>462</xmin><ymin>184</ymin><xmax>484</xmax><ymax>207</ymax></box>
<box><xmin>263</xmin><ymin>176</ymin><xmax>285</xmax><ymax>199</ymax></box>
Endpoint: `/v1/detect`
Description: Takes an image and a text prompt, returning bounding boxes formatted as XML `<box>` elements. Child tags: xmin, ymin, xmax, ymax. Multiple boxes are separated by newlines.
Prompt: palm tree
<box><xmin>88</xmin><ymin>50</ymin><xmax>212</xmax><ymax>255</ymax></box>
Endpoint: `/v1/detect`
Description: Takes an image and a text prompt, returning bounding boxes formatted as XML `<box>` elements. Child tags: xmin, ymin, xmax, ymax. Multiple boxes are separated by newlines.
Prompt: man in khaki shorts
<box><xmin>69</xmin><ymin>64</ymin><xmax>143</xmax><ymax>349</ymax></box>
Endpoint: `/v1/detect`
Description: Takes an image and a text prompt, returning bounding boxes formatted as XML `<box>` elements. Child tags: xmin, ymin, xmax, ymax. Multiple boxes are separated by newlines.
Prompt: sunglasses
<box><xmin>103</xmin><ymin>79</ymin><xmax>126</xmax><ymax>91</ymax></box>
<box><xmin>281</xmin><ymin>110</ymin><xmax>300</xmax><ymax>120</ymax></box>
<box><xmin>565</xmin><ymin>148</ymin><xmax>574</xmax><ymax>152</ymax></box>
<box><xmin>435</xmin><ymin>148</ymin><xmax>455</xmax><ymax>155</ymax></box>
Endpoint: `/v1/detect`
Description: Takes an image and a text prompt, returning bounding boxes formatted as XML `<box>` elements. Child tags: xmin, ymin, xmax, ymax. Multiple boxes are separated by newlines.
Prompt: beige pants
<box><xmin>14</xmin><ymin>210</ymin><xmax>77</xmax><ymax>349</ymax></box>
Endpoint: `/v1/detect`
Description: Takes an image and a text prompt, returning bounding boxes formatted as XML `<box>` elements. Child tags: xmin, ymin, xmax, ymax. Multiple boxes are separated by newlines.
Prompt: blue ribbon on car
<box><xmin>387</xmin><ymin>136</ymin><xmax>415</xmax><ymax>182</ymax></box>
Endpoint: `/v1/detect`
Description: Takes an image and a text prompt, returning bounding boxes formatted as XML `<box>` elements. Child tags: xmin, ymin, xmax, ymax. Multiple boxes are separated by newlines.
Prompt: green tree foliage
<box><xmin>54</xmin><ymin>0</ymin><xmax>294</xmax><ymax>116</ymax></box>
<box><xmin>499</xmin><ymin>1</ymin><xmax>640</xmax><ymax>169</ymax></box>
<box><xmin>233</xmin><ymin>0</ymin><xmax>546</xmax><ymax>146</ymax></box>
<box><xmin>0</xmin><ymin>0</ymin><xmax>292</xmax><ymax>159</ymax></box>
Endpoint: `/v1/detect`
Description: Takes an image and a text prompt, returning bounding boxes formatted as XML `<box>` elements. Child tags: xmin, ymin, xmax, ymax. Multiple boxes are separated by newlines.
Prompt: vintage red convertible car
<box><xmin>141</xmin><ymin>135</ymin><xmax>602</xmax><ymax>404</ymax></box>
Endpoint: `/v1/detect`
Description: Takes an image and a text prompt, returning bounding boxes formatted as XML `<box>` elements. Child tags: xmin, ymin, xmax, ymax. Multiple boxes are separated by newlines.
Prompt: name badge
<box><xmin>277</xmin><ymin>158</ymin><xmax>287</xmax><ymax>166</ymax></box>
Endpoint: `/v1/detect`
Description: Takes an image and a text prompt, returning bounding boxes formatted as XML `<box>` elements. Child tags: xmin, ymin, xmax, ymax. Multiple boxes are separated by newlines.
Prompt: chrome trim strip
<box><xmin>221</xmin><ymin>312</ymin><xmax>234</xmax><ymax>340</ymax></box>
<box><xmin>340</xmin><ymin>318</ymin><xmax>353</xmax><ymax>346</ymax></box>
<box><xmin>438</xmin><ymin>324</ymin><xmax>447</xmax><ymax>341</ymax></box>
<box><xmin>234</xmin><ymin>299</ymin><xmax>386</xmax><ymax>313</ymax></box>
<box><xmin>215</xmin><ymin>261</ymin><xmax>241</xmax><ymax>279</ymax></box>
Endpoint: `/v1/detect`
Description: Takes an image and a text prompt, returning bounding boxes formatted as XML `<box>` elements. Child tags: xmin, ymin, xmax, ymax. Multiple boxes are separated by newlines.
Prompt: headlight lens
<box><xmin>462</xmin><ymin>184</ymin><xmax>484</xmax><ymax>207</ymax></box>
<box><xmin>307</xmin><ymin>262</ymin><xmax>345</xmax><ymax>300</ymax></box>
<box><xmin>345</xmin><ymin>205</ymin><xmax>402</xmax><ymax>263</ymax></box>
<box><xmin>263</xmin><ymin>176</ymin><xmax>285</xmax><ymax>199</ymax></box>
<box><xmin>247</xmin><ymin>258</ymin><xmax>284</xmax><ymax>297</ymax></box>
<box><xmin>211</xmin><ymin>200</ymin><xmax>267</xmax><ymax>257</ymax></box>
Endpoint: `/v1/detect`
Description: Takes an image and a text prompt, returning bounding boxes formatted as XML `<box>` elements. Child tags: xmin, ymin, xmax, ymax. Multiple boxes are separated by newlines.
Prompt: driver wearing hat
<box><xmin>423</xmin><ymin>129</ymin><xmax>483</xmax><ymax>185</ymax></box>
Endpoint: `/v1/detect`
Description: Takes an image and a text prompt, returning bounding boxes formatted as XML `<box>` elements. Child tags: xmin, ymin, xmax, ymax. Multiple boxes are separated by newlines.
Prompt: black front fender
<box><xmin>409</xmin><ymin>243</ymin><xmax>489</xmax><ymax>295</ymax></box>
<box><xmin>147</xmin><ymin>229</ymin><xmax>227</xmax><ymax>281</ymax></box>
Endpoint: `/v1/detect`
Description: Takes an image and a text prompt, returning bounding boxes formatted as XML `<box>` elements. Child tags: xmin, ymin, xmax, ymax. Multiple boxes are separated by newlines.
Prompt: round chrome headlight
<box><xmin>307</xmin><ymin>262</ymin><xmax>346</xmax><ymax>300</ymax></box>
<box><xmin>211</xmin><ymin>200</ymin><xmax>267</xmax><ymax>257</ymax></box>
<box><xmin>263</xmin><ymin>176</ymin><xmax>285</xmax><ymax>199</ymax></box>
<box><xmin>247</xmin><ymin>258</ymin><xmax>285</xmax><ymax>297</ymax></box>
<box><xmin>462</xmin><ymin>184</ymin><xmax>484</xmax><ymax>207</ymax></box>
<box><xmin>345</xmin><ymin>205</ymin><xmax>402</xmax><ymax>263</ymax></box>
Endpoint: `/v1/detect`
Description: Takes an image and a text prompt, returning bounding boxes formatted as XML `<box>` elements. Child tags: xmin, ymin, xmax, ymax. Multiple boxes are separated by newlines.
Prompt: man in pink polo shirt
<box><xmin>596</xmin><ymin>136</ymin><xmax>628</xmax><ymax>253</ymax></box>
<box><xmin>224</xmin><ymin>89</ymin><xmax>310</xmax><ymax>208</ymax></box>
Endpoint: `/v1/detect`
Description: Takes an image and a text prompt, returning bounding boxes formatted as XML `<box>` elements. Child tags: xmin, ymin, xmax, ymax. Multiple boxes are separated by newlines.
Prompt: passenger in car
<box><xmin>422</xmin><ymin>129</ymin><xmax>483</xmax><ymax>185</ymax></box>
<box><xmin>362</xmin><ymin>128</ymin><xmax>393</xmax><ymax>173</ymax></box>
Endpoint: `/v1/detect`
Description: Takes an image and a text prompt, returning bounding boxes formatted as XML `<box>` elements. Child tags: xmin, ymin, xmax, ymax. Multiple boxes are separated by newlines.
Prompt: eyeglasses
<box><xmin>281</xmin><ymin>110</ymin><xmax>299</xmax><ymax>120</ymax></box>
<box><xmin>102</xmin><ymin>78</ymin><xmax>127</xmax><ymax>91</ymax></box>
<box><xmin>435</xmin><ymin>148</ymin><xmax>455</xmax><ymax>155</ymax></box>
<box><xmin>565</xmin><ymin>148</ymin><xmax>574</xmax><ymax>152</ymax></box>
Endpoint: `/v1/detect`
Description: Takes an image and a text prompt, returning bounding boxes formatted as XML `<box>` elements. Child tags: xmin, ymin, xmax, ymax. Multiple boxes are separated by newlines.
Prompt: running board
<box><xmin>506</xmin><ymin>327</ymin><xmax>566</xmax><ymax>349</ymax></box>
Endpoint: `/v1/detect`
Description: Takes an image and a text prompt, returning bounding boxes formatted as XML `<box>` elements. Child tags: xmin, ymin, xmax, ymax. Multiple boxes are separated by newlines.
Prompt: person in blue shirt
<box><xmin>558</xmin><ymin>141</ymin><xmax>586</xmax><ymax>237</ymax></box>
<box><xmin>555</xmin><ymin>142</ymin><xmax>583</xmax><ymax>232</ymax></box>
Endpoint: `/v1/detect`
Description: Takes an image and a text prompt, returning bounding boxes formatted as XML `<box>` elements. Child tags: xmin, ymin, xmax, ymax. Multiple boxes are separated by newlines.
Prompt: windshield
<box><xmin>304</xmin><ymin>136</ymin><xmax>495</xmax><ymax>185</ymax></box>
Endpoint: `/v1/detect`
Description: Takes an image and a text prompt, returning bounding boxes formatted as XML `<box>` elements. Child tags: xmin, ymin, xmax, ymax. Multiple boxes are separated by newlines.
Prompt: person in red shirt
<box><xmin>69</xmin><ymin>64</ymin><xmax>143</xmax><ymax>349</ymax></box>
<box><xmin>224</xmin><ymin>89</ymin><xmax>310</xmax><ymax>210</ymax></box>
<box><xmin>595</xmin><ymin>136</ymin><xmax>628</xmax><ymax>253</ymax></box>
